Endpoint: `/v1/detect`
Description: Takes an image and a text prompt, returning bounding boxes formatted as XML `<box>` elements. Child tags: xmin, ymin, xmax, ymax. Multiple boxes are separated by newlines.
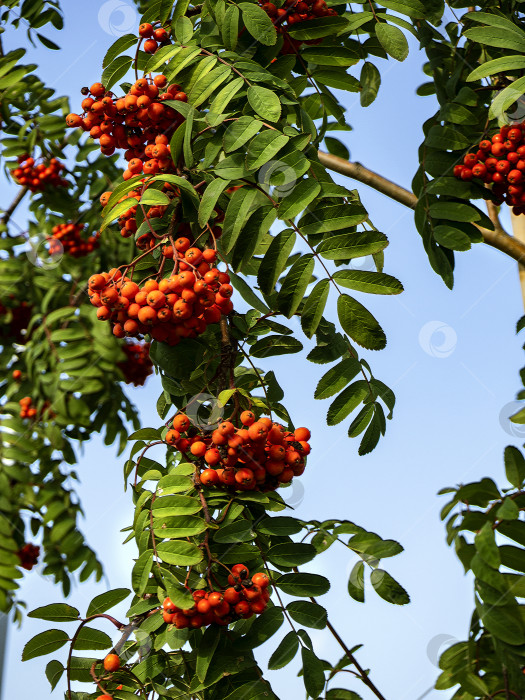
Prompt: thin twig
<box><xmin>1</xmin><ymin>187</ymin><xmax>28</xmax><ymax>226</ymax></box>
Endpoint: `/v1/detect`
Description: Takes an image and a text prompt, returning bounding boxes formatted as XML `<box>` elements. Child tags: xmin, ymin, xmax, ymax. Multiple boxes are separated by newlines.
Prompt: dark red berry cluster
<box><xmin>11</xmin><ymin>155</ymin><xmax>67</xmax><ymax>192</ymax></box>
<box><xmin>167</xmin><ymin>412</ymin><xmax>311</xmax><ymax>492</ymax></box>
<box><xmin>118</xmin><ymin>341</ymin><xmax>153</xmax><ymax>386</ymax></box>
<box><xmin>17</xmin><ymin>543</ymin><xmax>40</xmax><ymax>570</ymax></box>
<box><xmin>454</xmin><ymin>122</ymin><xmax>525</xmax><ymax>215</ymax></box>
<box><xmin>260</xmin><ymin>0</ymin><xmax>335</xmax><ymax>54</ymax></box>
<box><xmin>47</xmin><ymin>222</ymin><xmax>99</xmax><ymax>258</ymax></box>
<box><xmin>161</xmin><ymin>565</ymin><xmax>271</xmax><ymax>629</ymax></box>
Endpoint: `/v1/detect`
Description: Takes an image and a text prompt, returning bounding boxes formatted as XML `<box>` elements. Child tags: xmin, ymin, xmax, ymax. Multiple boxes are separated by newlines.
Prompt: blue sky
<box><xmin>2</xmin><ymin>2</ymin><xmax>525</xmax><ymax>699</ymax></box>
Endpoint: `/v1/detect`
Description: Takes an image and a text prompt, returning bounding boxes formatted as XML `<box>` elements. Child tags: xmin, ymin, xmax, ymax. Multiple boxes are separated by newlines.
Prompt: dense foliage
<box><xmin>2</xmin><ymin>0</ymin><xmax>525</xmax><ymax>697</ymax></box>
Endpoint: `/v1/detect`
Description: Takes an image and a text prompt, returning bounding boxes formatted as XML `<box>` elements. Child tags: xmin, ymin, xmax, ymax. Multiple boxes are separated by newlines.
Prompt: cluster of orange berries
<box><xmin>16</xmin><ymin>543</ymin><xmax>40</xmax><ymax>571</ymax></box>
<box><xmin>47</xmin><ymin>222</ymin><xmax>100</xmax><ymax>258</ymax></box>
<box><xmin>65</xmin><ymin>74</ymin><xmax>186</xmax><ymax>178</ymax></box>
<box><xmin>0</xmin><ymin>300</ymin><xmax>32</xmax><ymax>344</ymax></box>
<box><xmin>18</xmin><ymin>396</ymin><xmax>37</xmax><ymax>419</ymax></box>
<box><xmin>260</xmin><ymin>0</ymin><xmax>334</xmax><ymax>54</ymax></box>
<box><xmin>118</xmin><ymin>341</ymin><xmax>153</xmax><ymax>386</ymax></box>
<box><xmin>454</xmin><ymin>122</ymin><xmax>525</xmax><ymax>214</ymax></box>
<box><xmin>161</xmin><ymin>565</ymin><xmax>271</xmax><ymax>629</ymax></box>
<box><xmin>167</xmin><ymin>411</ymin><xmax>311</xmax><ymax>491</ymax></box>
<box><xmin>18</xmin><ymin>396</ymin><xmax>52</xmax><ymax>420</ymax></box>
<box><xmin>11</xmin><ymin>155</ymin><xmax>67</xmax><ymax>192</ymax></box>
<box><xmin>88</xmin><ymin>251</ymin><xmax>233</xmax><ymax>344</ymax></box>
<box><xmin>138</xmin><ymin>21</ymin><xmax>172</xmax><ymax>54</ymax></box>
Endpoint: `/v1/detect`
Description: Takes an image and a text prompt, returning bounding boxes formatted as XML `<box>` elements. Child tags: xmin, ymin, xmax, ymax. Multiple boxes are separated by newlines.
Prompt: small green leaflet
<box><xmin>221</xmin><ymin>187</ymin><xmax>261</xmax><ymax>252</ymax></box>
<box><xmin>196</xmin><ymin>625</ymin><xmax>221</xmax><ymax>681</ymax></box>
<box><xmin>257</xmin><ymin>228</ymin><xmax>296</xmax><ymax>295</ymax></box>
<box><xmin>246</xmin><ymin>130</ymin><xmax>289</xmax><ymax>171</ymax></box>
<box><xmin>224</xmin><ymin>116</ymin><xmax>263</xmax><ymax>153</ymax></box>
<box><xmin>73</xmin><ymin>627</ymin><xmax>112</xmax><ymax>651</ymax></box>
<box><xmin>301</xmin><ymin>647</ymin><xmax>326</xmax><ymax>698</ymax></box>
<box><xmin>189</xmin><ymin>64</ymin><xmax>231</xmax><ymax>107</ymax></box>
<box><xmin>156</xmin><ymin>540</ymin><xmax>204</xmax><ymax>566</ymax></box>
<box><xmin>278</xmin><ymin>179</ymin><xmax>321</xmax><ymax>220</ymax></box>
<box><xmin>301</xmin><ymin>46</ymin><xmax>359</xmax><ymax>66</ymax></box>
<box><xmin>360</xmin><ymin>62</ymin><xmax>381</xmax><ymax>107</ymax></box>
<box><xmin>140</xmin><ymin>189</ymin><xmax>170</xmax><ymax>206</ymax></box>
<box><xmin>268</xmin><ymin>631</ymin><xmax>299</xmax><ymax>669</ymax></box>
<box><xmin>22</xmin><ymin>630</ymin><xmax>69</xmax><ymax>661</ymax></box>
<box><xmin>348</xmin><ymin>561</ymin><xmax>365</xmax><ymax>602</ymax></box>
<box><xmin>370</xmin><ymin>569</ymin><xmax>410</xmax><ymax>604</ymax></box>
<box><xmin>276</xmin><ymin>254</ymin><xmax>315</xmax><ymax>318</ymax></box>
<box><xmin>28</xmin><ymin>604</ymin><xmax>79</xmax><ymax>622</ymax></box>
<box><xmin>332</xmin><ymin>270</ymin><xmax>403</xmax><ymax>295</ymax></box>
<box><xmin>314</xmin><ymin>68</ymin><xmax>360</xmax><ymax>92</ymax></box>
<box><xmin>239</xmin><ymin>2</ymin><xmax>277</xmax><ymax>45</ymax></box>
<box><xmin>301</xmin><ymin>279</ymin><xmax>330</xmax><ymax>338</ymax></box>
<box><xmin>433</xmin><ymin>225</ymin><xmax>472</xmax><ymax>251</ymax></box>
<box><xmin>375</xmin><ymin>23</ymin><xmax>409</xmax><ymax>62</ymax></box>
<box><xmin>287</xmin><ymin>600</ymin><xmax>327</xmax><ymax>629</ymax></box>
<box><xmin>102</xmin><ymin>34</ymin><xmax>137</xmax><ymax>68</ymax></box>
<box><xmin>145</xmin><ymin>44</ymin><xmax>182</xmax><ymax>73</ymax></box>
<box><xmin>101</xmin><ymin>56</ymin><xmax>132</xmax><ymax>91</ymax></box>
<box><xmin>316</xmin><ymin>228</ymin><xmax>388</xmax><ymax>260</ymax></box>
<box><xmin>161</xmin><ymin>568</ymin><xmax>195</xmax><ymax>609</ymax></box>
<box><xmin>175</xmin><ymin>16</ymin><xmax>193</xmax><ymax>43</ymax></box>
<box><xmin>315</xmin><ymin>358</ymin><xmax>362</xmax><ymax>400</ymax></box>
<box><xmin>213</xmin><ymin>520</ymin><xmax>254</xmax><ymax>543</ymax></box>
<box><xmin>198</xmin><ymin>178</ymin><xmax>231</xmax><ymax>226</ymax></box>
<box><xmin>467</xmin><ymin>56</ymin><xmax>525</xmax><ymax>82</ymax></box>
<box><xmin>504</xmin><ymin>446</ymin><xmax>525</xmax><ymax>489</ymax></box>
<box><xmin>379</xmin><ymin>0</ymin><xmax>425</xmax><ymax>17</ymax></box>
<box><xmin>475</xmin><ymin>522</ymin><xmax>501</xmax><ymax>569</ymax></box>
<box><xmin>288</xmin><ymin>15</ymin><xmax>349</xmax><ymax>39</ymax></box>
<box><xmin>45</xmin><ymin>660</ymin><xmax>64</xmax><ymax>691</ymax></box>
<box><xmin>327</xmin><ymin>380</ymin><xmax>370</xmax><ymax>425</ymax></box>
<box><xmin>132</xmin><ymin>550</ymin><xmax>153</xmax><ymax>596</ymax></box>
<box><xmin>229</xmin><ymin>272</ymin><xmax>271</xmax><ymax>314</ymax></box>
<box><xmin>337</xmin><ymin>294</ymin><xmax>387</xmax><ymax>350</ymax></box>
<box><xmin>222</xmin><ymin>5</ymin><xmax>240</xmax><ymax>50</ymax></box>
<box><xmin>247</xmin><ymin>85</ymin><xmax>282</xmax><ymax>122</ymax></box>
<box><xmin>464</xmin><ymin>27</ymin><xmax>525</xmax><ymax>53</ymax></box>
<box><xmin>208</xmin><ymin>76</ymin><xmax>244</xmax><ymax>115</ymax></box>
<box><xmin>250</xmin><ymin>335</ymin><xmax>303</xmax><ymax>357</ymax></box>
<box><xmin>86</xmin><ymin>588</ymin><xmax>130</xmax><ymax>617</ymax></box>
<box><xmin>165</xmin><ymin>46</ymin><xmax>202</xmax><ymax>81</ymax></box>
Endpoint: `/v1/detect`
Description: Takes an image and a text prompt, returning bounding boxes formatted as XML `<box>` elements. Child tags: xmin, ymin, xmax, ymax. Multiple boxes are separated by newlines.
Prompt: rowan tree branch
<box><xmin>317</xmin><ymin>151</ymin><xmax>525</xmax><ymax>265</ymax></box>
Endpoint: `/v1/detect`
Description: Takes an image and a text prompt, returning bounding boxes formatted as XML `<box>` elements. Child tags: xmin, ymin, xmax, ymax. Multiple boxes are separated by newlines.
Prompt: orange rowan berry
<box><xmin>103</xmin><ymin>654</ymin><xmax>120</xmax><ymax>672</ymax></box>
